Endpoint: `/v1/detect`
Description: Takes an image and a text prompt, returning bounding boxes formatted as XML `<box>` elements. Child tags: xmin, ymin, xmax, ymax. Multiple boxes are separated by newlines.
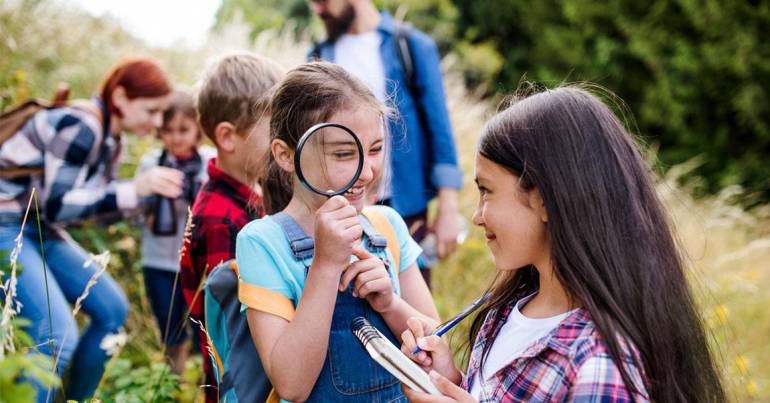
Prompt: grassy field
<box><xmin>1</xmin><ymin>1</ymin><xmax>769</xmax><ymax>401</ymax></box>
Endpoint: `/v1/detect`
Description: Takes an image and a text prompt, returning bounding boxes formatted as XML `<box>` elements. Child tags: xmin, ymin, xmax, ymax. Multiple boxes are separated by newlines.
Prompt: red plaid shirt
<box><xmin>462</xmin><ymin>303</ymin><xmax>650</xmax><ymax>402</ymax></box>
<box><xmin>180</xmin><ymin>158</ymin><xmax>263</xmax><ymax>402</ymax></box>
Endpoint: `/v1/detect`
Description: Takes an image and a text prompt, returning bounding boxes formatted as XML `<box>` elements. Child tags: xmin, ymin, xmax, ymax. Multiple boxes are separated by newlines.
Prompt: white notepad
<box><xmin>351</xmin><ymin>317</ymin><xmax>441</xmax><ymax>395</ymax></box>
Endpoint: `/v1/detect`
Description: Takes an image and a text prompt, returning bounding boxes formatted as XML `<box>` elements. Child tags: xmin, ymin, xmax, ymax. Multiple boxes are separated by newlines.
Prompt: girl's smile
<box><xmin>343</xmin><ymin>184</ymin><xmax>366</xmax><ymax>202</ymax></box>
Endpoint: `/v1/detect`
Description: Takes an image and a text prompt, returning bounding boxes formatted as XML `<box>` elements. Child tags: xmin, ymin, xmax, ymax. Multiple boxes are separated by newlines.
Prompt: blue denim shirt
<box><xmin>309</xmin><ymin>12</ymin><xmax>463</xmax><ymax>217</ymax></box>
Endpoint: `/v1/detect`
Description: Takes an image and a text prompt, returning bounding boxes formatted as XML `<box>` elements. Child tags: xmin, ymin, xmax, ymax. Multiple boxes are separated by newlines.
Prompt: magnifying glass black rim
<box><xmin>294</xmin><ymin>122</ymin><xmax>365</xmax><ymax>197</ymax></box>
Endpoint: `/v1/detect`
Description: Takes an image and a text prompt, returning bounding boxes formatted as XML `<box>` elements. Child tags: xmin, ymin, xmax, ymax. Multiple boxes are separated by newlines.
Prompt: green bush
<box><xmin>451</xmin><ymin>0</ymin><xmax>770</xmax><ymax>199</ymax></box>
<box><xmin>95</xmin><ymin>358</ymin><xmax>179</xmax><ymax>403</ymax></box>
<box><xmin>216</xmin><ymin>0</ymin><xmax>770</xmax><ymax>200</ymax></box>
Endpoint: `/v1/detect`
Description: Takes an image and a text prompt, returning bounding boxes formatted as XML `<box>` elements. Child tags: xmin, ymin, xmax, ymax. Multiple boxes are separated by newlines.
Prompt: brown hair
<box><xmin>262</xmin><ymin>61</ymin><xmax>389</xmax><ymax>214</ymax></box>
<box><xmin>159</xmin><ymin>89</ymin><xmax>201</xmax><ymax>141</ymax></box>
<box><xmin>162</xmin><ymin>89</ymin><xmax>197</xmax><ymax>123</ymax></box>
<box><xmin>196</xmin><ymin>52</ymin><xmax>284</xmax><ymax>144</ymax></box>
<box><xmin>100</xmin><ymin>57</ymin><xmax>172</xmax><ymax>117</ymax></box>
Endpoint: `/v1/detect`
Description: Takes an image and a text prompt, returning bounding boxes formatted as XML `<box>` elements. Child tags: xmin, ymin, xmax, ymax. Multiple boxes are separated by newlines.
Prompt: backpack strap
<box><xmin>361</xmin><ymin>207</ymin><xmax>401</xmax><ymax>271</ymax></box>
<box><xmin>203</xmin><ymin>259</ymin><xmax>233</xmax><ymax>383</ymax></box>
<box><xmin>229</xmin><ymin>260</ymin><xmax>239</xmax><ymax>276</ymax></box>
<box><xmin>393</xmin><ymin>21</ymin><xmax>418</xmax><ymax>99</ymax></box>
<box><xmin>310</xmin><ymin>41</ymin><xmax>323</xmax><ymax>61</ymax></box>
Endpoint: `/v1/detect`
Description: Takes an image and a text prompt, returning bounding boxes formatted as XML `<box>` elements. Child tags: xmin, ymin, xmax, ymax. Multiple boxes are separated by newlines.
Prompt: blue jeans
<box><xmin>0</xmin><ymin>215</ymin><xmax>128</xmax><ymax>402</ymax></box>
<box><xmin>142</xmin><ymin>266</ymin><xmax>190</xmax><ymax>347</ymax></box>
<box><xmin>306</xmin><ymin>288</ymin><xmax>407</xmax><ymax>402</ymax></box>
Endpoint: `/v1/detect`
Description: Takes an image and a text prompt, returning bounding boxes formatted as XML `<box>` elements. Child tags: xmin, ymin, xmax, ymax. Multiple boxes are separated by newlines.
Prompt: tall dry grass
<box><xmin>1</xmin><ymin>1</ymin><xmax>768</xmax><ymax>400</ymax></box>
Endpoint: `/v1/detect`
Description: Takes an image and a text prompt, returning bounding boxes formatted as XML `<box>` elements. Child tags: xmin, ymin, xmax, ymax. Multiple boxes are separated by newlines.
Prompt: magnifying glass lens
<box><xmin>297</xmin><ymin>125</ymin><xmax>362</xmax><ymax>197</ymax></box>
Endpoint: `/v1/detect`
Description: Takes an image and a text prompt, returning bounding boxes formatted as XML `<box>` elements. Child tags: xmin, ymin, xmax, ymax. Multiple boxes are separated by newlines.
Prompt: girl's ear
<box><xmin>528</xmin><ymin>189</ymin><xmax>548</xmax><ymax>223</ymax></box>
<box><xmin>271</xmin><ymin>138</ymin><xmax>295</xmax><ymax>173</ymax></box>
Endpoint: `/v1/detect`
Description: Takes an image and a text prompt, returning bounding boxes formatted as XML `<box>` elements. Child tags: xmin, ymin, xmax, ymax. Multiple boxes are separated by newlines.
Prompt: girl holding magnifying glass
<box><xmin>235</xmin><ymin>62</ymin><xmax>439</xmax><ymax>402</ymax></box>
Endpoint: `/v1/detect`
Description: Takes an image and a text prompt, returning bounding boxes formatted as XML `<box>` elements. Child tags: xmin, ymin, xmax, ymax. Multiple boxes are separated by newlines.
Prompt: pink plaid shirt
<box><xmin>462</xmin><ymin>303</ymin><xmax>650</xmax><ymax>402</ymax></box>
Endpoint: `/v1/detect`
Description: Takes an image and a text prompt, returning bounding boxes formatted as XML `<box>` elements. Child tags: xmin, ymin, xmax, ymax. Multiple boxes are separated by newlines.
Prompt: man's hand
<box><xmin>431</xmin><ymin>188</ymin><xmax>459</xmax><ymax>259</ymax></box>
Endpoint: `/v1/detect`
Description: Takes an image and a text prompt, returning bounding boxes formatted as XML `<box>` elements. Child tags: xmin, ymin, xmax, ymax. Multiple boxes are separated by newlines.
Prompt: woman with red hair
<box><xmin>0</xmin><ymin>57</ymin><xmax>182</xmax><ymax>402</ymax></box>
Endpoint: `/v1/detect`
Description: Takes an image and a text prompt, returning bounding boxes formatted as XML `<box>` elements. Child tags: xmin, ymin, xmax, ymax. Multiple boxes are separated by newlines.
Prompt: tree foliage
<box><xmin>453</xmin><ymin>0</ymin><xmax>770</xmax><ymax>198</ymax></box>
<box><xmin>215</xmin><ymin>0</ymin><xmax>770</xmax><ymax>199</ymax></box>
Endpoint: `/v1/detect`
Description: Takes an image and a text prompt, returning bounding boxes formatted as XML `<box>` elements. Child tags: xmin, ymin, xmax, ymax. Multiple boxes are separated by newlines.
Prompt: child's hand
<box><xmin>400</xmin><ymin>317</ymin><xmax>459</xmax><ymax>382</ymax></box>
<box><xmin>340</xmin><ymin>246</ymin><xmax>394</xmax><ymax>311</ymax></box>
<box><xmin>313</xmin><ymin>196</ymin><xmax>362</xmax><ymax>271</ymax></box>
<box><xmin>401</xmin><ymin>370</ymin><xmax>477</xmax><ymax>403</ymax></box>
<box><xmin>135</xmin><ymin>166</ymin><xmax>183</xmax><ymax>198</ymax></box>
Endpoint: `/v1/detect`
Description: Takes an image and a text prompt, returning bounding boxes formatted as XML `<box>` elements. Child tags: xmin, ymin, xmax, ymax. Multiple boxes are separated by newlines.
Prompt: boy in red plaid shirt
<box><xmin>179</xmin><ymin>53</ymin><xmax>283</xmax><ymax>402</ymax></box>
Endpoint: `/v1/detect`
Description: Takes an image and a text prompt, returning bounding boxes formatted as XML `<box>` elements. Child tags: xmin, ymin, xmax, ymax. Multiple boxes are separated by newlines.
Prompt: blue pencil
<box><xmin>412</xmin><ymin>292</ymin><xmax>492</xmax><ymax>355</ymax></box>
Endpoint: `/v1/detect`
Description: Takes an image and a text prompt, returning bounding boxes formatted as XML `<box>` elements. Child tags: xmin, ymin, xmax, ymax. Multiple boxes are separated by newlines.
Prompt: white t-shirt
<box><xmin>469</xmin><ymin>294</ymin><xmax>576</xmax><ymax>400</ymax></box>
<box><xmin>334</xmin><ymin>30</ymin><xmax>392</xmax><ymax>199</ymax></box>
<box><xmin>334</xmin><ymin>31</ymin><xmax>387</xmax><ymax>103</ymax></box>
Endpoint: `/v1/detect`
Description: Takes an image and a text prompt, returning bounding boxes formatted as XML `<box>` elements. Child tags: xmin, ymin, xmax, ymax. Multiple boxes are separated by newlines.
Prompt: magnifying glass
<box><xmin>294</xmin><ymin>122</ymin><xmax>365</xmax><ymax>197</ymax></box>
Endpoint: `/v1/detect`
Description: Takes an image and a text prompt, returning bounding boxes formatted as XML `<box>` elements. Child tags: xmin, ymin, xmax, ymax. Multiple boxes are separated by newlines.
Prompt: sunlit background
<box><xmin>63</xmin><ymin>0</ymin><xmax>221</xmax><ymax>48</ymax></box>
<box><xmin>2</xmin><ymin>0</ymin><xmax>769</xmax><ymax>401</ymax></box>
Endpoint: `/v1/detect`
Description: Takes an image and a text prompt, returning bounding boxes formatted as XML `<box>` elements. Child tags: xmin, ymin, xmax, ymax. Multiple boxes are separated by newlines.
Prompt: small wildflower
<box><xmin>714</xmin><ymin>305</ymin><xmax>729</xmax><ymax>324</ymax></box>
<box><xmin>72</xmin><ymin>252</ymin><xmax>111</xmax><ymax>317</ymax></box>
<box><xmin>747</xmin><ymin>380</ymin><xmax>758</xmax><ymax>397</ymax></box>
<box><xmin>735</xmin><ymin>355</ymin><xmax>749</xmax><ymax>375</ymax></box>
<box><xmin>0</xmin><ymin>189</ymin><xmax>36</xmax><ymax>358</ymax></box>
<box><xmin>179</xmin><ymin>207</ymin><xmax>194</xmax><ymax>263</ymax></box>
<box><xmin>99</xmin><ymin>329</ymin><xmax>127</xmax><ymax>356</ymax></box>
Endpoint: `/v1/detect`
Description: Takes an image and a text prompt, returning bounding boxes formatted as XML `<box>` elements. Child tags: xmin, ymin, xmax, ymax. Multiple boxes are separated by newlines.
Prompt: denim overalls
<box><xmin>272</xmin><ymin>212</ymin><xmax>407</xmax><ymax>402</ymax></box>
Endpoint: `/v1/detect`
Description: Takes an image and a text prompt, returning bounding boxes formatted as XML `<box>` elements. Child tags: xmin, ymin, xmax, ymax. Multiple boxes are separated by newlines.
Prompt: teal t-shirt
<box><xmin>236</xmin><ymin>205</ymin><xmax>422</xmax><ymax>317</ymax></box>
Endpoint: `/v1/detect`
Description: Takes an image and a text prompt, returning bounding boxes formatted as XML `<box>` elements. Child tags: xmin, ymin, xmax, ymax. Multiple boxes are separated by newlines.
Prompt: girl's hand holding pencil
<box><xmin>400</xmin><ymin>317</ymin><xmax>460</xmax><ymax>384</ymax></box>
<box><xmin>400</xmin><ymin>317</ymin><xmax>474</xmax><ymax>402</ymax></box>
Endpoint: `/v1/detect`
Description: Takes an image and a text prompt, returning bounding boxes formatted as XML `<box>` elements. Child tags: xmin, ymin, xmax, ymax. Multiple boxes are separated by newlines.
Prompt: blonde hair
<box><xmin>196</xmin><ymin>52</ymin><xmax>284</xmax><ymax>144</ymax></box>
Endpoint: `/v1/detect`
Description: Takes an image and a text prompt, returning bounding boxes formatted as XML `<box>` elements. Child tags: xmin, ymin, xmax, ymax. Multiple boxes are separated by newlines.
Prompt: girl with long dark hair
<box><xmin>400</xmin><ymin>85</ymin><xmax>725</xmax><ymax>402</ymax></box>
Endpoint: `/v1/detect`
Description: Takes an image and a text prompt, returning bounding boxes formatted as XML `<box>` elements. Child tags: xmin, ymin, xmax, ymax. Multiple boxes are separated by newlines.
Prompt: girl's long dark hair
<box><xmin>468</xmin><ymin>85</ymin><xmax>724</xmax><ymax>402</ymax></box>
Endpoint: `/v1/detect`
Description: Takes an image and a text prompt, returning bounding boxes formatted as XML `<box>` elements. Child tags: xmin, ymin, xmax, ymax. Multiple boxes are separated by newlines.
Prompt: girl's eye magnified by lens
<box><xmin>295</xmin><ymin>122</ymin><xmax>365</xmax><ymax>197</ymax></box>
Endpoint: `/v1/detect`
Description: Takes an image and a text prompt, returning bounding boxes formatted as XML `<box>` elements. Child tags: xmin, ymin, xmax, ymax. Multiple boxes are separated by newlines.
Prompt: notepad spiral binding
<box><xmin>351</xmin><ymin>316</ymin><xmax>380</xmax><ymax>346</ymax></box>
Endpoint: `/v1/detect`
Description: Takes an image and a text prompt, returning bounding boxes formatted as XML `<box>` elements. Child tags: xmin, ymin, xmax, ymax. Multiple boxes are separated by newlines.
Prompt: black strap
<box><xmin>392</xmin><ymin>22</ymin><xmax>435</xmax><ymax>175</ymax></box>
<box><xmin>310</xmin><ymin>42</ymin><xmax>322</xmax><ymax>61</ymax></box>
<box><xmin>394</xmin><ymin>22</ymin><xmax>418</xmax><ymax>98</ymax></box>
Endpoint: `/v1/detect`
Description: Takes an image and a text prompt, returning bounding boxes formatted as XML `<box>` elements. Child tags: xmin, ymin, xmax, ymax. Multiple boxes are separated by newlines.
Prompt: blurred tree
<box><xmin>218</xmin><ymin>0</ymin><xmax>770</xmax><ymax>199</ymax></box>
<box><xmin>0</xmin><ymin>0</ymin><xmax>144</xmax><ymax>109</ymax></box>
<box><xmin>452</xmin><ymin>0</ymin><xmax>770</xmax><ymax>198</ymax></box>
<box><xmin>212</xmin><ymin>0</ymin><xmax>315</xmax><ymax>40</ymax></box>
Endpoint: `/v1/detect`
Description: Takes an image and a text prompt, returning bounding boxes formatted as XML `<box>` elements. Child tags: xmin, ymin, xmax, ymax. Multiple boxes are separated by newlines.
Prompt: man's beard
<box><xmin>320</xmin><ymin>4</ymin><xmax>356</xmax><ymax>40</ymax></box>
